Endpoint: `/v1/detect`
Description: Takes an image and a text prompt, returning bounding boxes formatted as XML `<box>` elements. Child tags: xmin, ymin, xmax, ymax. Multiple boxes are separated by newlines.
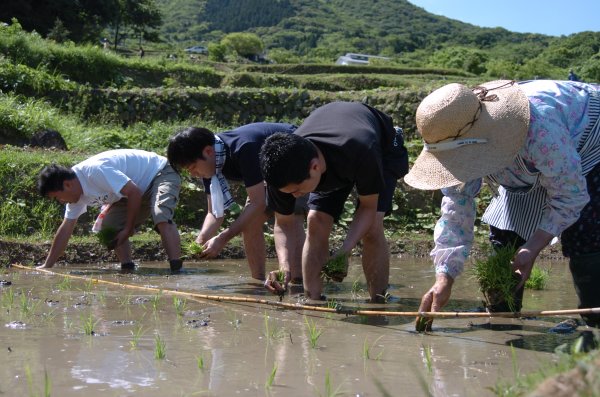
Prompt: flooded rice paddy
<box><xmin>0</xmin><ymin>257</ymin><xmax>585</xmax><ymax>396</ymax></box>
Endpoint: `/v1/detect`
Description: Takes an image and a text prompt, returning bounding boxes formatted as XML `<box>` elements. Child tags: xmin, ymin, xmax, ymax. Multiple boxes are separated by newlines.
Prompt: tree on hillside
<box><xmin>110</xmin><ymin>0</ymin><xmax>162</xmax><ymax>50</ymax></box>
<box><xmin>221</xmin><ymin>32</ymin><xmax>264</xmax><ymax>60</ymax></box>
<box><xmin>0</xmin><ymin>0</ymin><xmax>117</xmax><ymax>42</ymax></box>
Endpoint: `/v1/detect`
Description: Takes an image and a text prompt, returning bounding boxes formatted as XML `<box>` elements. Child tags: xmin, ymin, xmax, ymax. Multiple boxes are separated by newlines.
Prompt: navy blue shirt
<box><xmin>203</xmin><ymin>122</ymin><xmax>297</xmax><ymax>191</ymax></box>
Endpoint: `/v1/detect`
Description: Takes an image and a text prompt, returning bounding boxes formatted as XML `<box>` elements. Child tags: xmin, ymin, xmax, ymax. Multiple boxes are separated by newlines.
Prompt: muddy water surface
<box><xmin>0</xmin><ymin>257</ymin><xmax>584</xmax><ymax>396</ymax></box>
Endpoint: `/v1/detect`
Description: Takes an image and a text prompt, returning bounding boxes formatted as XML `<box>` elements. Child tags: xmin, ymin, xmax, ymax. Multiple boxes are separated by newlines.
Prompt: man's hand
<box><xmin>264</xmin><ymin>270</ymin><xmax>290</xmax><ymax>295</ymax></box>
<box><xmin>416</xmin><ymin>273</ymin><xmax>454</xmax><ymax>332</ymax></box>
<box><xmin>115</xmin><ymin>228</ymin><xmax>134</xmax><ymax>249</ymax></box>
<box><xmin>199</xmin><ymin>234</ymin><xmax>226</xmax><ymax>258</ymax></box>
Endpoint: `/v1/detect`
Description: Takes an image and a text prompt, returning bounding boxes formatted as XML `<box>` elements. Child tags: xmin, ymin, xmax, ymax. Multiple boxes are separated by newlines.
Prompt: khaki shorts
<box><xmin>102</xmin><ymin>164</ymin><xmax>181</xmax><ymax>231</ymax></box>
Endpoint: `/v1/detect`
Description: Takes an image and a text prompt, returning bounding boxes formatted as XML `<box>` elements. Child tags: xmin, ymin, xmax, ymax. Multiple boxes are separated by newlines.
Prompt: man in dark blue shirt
<box><xmin>168</xmin><ymin>123</ymin><xmax>306</xmax><ymax>282</ymax></box>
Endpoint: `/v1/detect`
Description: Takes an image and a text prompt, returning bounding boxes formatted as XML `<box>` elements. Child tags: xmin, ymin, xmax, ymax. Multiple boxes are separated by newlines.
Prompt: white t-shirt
<box><xmin>65</xmin><ymin>149</ymin><xmax>167</xmax><ymax>219</ymax></box>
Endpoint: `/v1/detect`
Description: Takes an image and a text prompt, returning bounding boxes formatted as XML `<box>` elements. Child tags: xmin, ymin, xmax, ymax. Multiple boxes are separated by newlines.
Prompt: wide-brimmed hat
<box><xmin>404</xmin><ymin>80</ymin><xmax>530</xmax><ymax>190</ymax></box>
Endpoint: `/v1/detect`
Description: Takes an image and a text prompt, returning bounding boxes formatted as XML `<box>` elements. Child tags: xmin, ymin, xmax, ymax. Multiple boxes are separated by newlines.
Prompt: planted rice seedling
<box><xmin>56</xmin><ymin>276</ymin><xmax>71</xmax><ymax>291</ymax></box>
<box><xmin>196</xmin><ymin>353</ymin><xmax>205</xmax><ymax>370</ymax></box>
<box><xmin>25</xmin><ymin>365</ymin><xmax>51</xmax><ymax>397</ymax></box>
<box><xmin>421</xmin><ymin>344</ymin><xmax>433</xmax><ymax>374</ymax></box>
<box><xmin>304</xmin><ymin>316</ymin><xmax>323</xmax><ymax>349</ymax></box>
<box><xmin>154</xmin><ymin>333</ymin><xmax>166</xmax><ymax>359</ymax></box>
<box><xmin>265</xmin><ymin>362</ymin><xmax>277</xmax><ymax>389</ymax></box>
<box><xmin>19</xmin><ymin>290</ymin><xmax>39</xmax><ymax>318</ymax></box>
<box><xmin>80</xmin><ymin>312</ymin><xmax>99</xmax><ymax>335</ymax></box>
<box><xmin>173</xmin><ymin>296</ymin><xmax>187</xmax><ymax>317</ymax></box>
<box><xmin>263</xmin><ymin>311</ymin><xmax>285</xmax><ymax>341</ymax></box>
<box><xmin>130</xmin><ymin>324</ymin><xmax>145</xmax><ymax>349</ymax></box>
<box><xmin>470</xmin><ymin>245</ymin><xmax>519</xmax><ymax>311</ymax></box>
<box><xmin>363</xmin><ymin>335</ymin><xmax>384</xmax><ymax>360</ymax></box>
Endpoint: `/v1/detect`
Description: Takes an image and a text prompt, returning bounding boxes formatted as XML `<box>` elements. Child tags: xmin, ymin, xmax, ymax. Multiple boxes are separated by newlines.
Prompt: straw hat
<box><xmin>404</xmin><ymin>80</ymin><xmax>530</xmax><ymax>190</ymax></box>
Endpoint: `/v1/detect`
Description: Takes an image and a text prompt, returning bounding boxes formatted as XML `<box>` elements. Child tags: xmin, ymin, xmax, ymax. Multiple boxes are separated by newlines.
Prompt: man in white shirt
<box><xmin>37</xmin><ymin>149</ymin><xmax>183</xmax><ymax>272</ymax></box>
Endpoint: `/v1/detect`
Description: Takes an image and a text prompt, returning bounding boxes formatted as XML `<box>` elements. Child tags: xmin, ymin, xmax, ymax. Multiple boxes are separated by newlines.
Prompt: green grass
<box><xmin>470</xmin><ymin>245</ymin><xmax>519</xmax><ymax>311</ymax></box>
<box><xmin>491</xmin><ymin>334</ymin><xmax>600</xmax><ymax>396</ymax></box>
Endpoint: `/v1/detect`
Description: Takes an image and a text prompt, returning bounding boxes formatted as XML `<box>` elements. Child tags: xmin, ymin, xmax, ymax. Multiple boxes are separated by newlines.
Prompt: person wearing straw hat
<box><xmin>167</xmin><ymin>123</ymin><xmax>306</xmax><ymax>284</ymax></box>
<box><xmin>405</xmin><ymin>79</ymin><xmax>600</xmax><ymax>330</ymax></box>
<box><xmin>259</xmin><ymin>101</ymin><xmax>409</xmax><ymax>302</ymax></box>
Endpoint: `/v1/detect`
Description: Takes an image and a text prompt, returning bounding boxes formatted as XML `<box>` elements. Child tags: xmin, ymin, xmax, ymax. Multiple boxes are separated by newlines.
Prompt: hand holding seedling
<box><xmin>321</xmin><ymin>251</ymin><xmax>349</xmax><ymax>282</ymax></box>
<box><xmin>512</xmin><ymin>230</ymin><xmax>553</xmax><ymax>290</ymax></box>
<box><xmin>195</xmin><ymin>234</ymin><xmax>225</xmax><ymax>259</ymax></box>
<box><xmin>416</xmin><ymin>273</ymin><xmax>454</xmax><ymax>332</ymax></box>
<box><xmin>264</xmin><ymin>270</ymin><xmax>289</xmax><ymax>296</ymax></box>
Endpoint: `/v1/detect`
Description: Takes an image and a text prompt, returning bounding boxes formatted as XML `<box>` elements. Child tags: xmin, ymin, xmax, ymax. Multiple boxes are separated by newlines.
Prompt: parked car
<box><xmin>184</xmin><ymin>45</ymin><xmax>208</xmax><ymax>55</ymax></box>
<box><xmin>335</xmin><ymin>53</ymin><xmax>390</xmax><ymax>66</ymax></box>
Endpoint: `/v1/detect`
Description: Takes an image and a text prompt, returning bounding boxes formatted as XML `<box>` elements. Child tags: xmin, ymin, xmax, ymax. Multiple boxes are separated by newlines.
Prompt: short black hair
<box><xmin>259</xmin><ymin>133</ymin><xmax>317</xmax><ymax>189</ymax></box>
<box><xmin>167</xmin><ymin>127</ymin><xmax>216</xmax><ymax>172</ymax></box>
<box><xmin>38</xmin><ymin>164</ymin><xmax>76</xmax><ymax>197</ymax></box>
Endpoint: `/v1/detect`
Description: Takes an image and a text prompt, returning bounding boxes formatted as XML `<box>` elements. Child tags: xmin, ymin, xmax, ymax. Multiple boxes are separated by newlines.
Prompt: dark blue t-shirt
<box><xmin>203</xmin><ymin>122</ymin><xmax>297</xmax><ymax>191</ymax></box>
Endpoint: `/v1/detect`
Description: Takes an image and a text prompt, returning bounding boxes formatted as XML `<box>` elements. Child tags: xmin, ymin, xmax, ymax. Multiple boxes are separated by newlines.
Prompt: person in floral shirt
<box><xmin>405</xmin><ymin>80</ymin><xmax>600</xmax><ymax>330</ymax></box>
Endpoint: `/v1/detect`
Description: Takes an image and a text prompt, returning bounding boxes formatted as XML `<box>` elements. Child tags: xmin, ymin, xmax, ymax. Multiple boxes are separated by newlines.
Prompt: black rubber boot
<box><xmin>120</xmin><ymin>262</ymin><xmax>135</xmax><ymax>271</ymax></box>
<box><xmin>169</xmin><ymin>259</ymin><xmax>183</xmax><ymax>274</ymax></box>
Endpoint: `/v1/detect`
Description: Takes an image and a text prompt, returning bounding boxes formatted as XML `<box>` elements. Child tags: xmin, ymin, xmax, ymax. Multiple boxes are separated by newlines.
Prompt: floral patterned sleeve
<box><xmin>525</xmin><ymin>104</ymin><xmax>590</xmax><ymax>237</ymax></box>
<box><xmin>431</xmin><ymin>179</ymin><xmax>481</xmax><ymax>279</ymax></box>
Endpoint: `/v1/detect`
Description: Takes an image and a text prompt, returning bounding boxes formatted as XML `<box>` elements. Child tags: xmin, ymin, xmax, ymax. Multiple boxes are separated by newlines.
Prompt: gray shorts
<box><xmin>102</xmin><ymin>164</ymin><xmax>181</xmax><ymax>231</ymax></box>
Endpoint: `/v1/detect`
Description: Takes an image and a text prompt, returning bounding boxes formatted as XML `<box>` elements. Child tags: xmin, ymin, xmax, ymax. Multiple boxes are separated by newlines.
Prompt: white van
<box><xmin>335</xmin><ymin>53</ymin><xmax>390</xmax><ymax>66</ymax></box>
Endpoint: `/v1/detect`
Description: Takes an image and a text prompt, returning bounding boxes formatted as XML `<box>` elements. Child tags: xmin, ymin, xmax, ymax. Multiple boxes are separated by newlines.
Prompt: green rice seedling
<box><xmin>19</xmin><ymin>291</ymin><xmax>39</xmax><ymax>318</ymax></box>
<box><xmin>304</xmin><ymin>316</ymin><xmax>323</xmax><ymax>349</ymax></box>
<box><xmin>96</xmin><ymin>226</ymin><xmax>118</xmax><ymax>249</ymax></box>
<box><xmin>82</xmin><ymin>277</ymin><xmax>94</xmax><ymax>294</ymax></box>
<box><xmin>184</xmin><ymin>240</ymin><xmax>204</xmax><ymax>257</ymax></box>
<box><xmin>350</xmin><ymin>279</ymin><xmax>365</xmax><ymax>301</ymax></box>
<box><xmin>118</xmin><ymin>293</ymin><xmax>133</xmax><ymax>307</ymax></box>
<box><xmin>363</xmin><ymin>336</ymin><xmax>384</xmax><ymax>360</ymax></box>
<box><xmin>319</xmin><ymin>370</ymin><xmax>344</xmax><ymax>397</ymax></box>
<box><xmin>263</xmin><ymin>311</ymin><xmax>285</xmax><ymax>341</ymax></box>
<box><xmin>97</xmin><ymin>289</ymin><xmax>107</xmax><ymax>306</ymax></box>
<box><xmin>421</xmin><ymin>344</ymin><xmax>433</xmax><ymax>374</ymax></box>
<box><xmin>150</xmin><ymin>291</ymin><xmax>162</xmax><ymax>313</ymax></box>
<box><xmin>173</xmin><ymin>296</ymin><xmax>187</xmax><ymax>317</ymax></box>
<box><xmin>510</xmin><ymin>343</ymin><xmax>520</xmax><ymax>379</ymax></box>
<box><xmin>470</xmin><ymin>245</ymin><xmax>519</xmax><ymax>311</ymax></box>
<box><xmin>80</xmin><ymin>312</ymin><xmax>99</xmax><ymax>335</ymax></box>
<box><xmin>130</xmin><ymin>324</ymin><xmax>145</xmax><ymax>349</ymax></box>
<box><xmin>196</xmin><ymin>353</ymin><xmax>205</xmax><ymax>370</ymax></box>
<box><xmin>56</xmin><ymin>276</ymin><xmax>71</xmax><ymax>291</ymax></box>
<box><xmin>154</xmin><ymin>334</ymin><xmax>166</xmax><ymax>360</ymax></box>
<box><xmin>25</xmin><ymin>365</ymin><xmax>51</xmax><ymax>397</ymax></box>
<box><xmin>1</xmin><ymin>287</ymin><xmax>15</xmax><ymax>309</ymax></box>
<box><xmin>321</xmin><ymin>253</ymin><xmax>348</xmax><ymax>282</ymax></box>
<box><xmin>41</xmin><ymin>308</ymin><xmax>57</xmax><ymax>324</ymax></box>
<box><xmin>525</xmin><ymin>266</ymin><xmax>549</xmax><ymax>290</ymax></box>
<box><xmin>265</xmin><ymin>362</ymin><xmax>277</xmax><ymax>389</ymax></box>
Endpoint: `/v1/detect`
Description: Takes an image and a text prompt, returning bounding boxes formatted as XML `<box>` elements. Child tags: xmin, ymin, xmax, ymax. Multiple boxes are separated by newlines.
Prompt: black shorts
<box><xmin>308</xmin><ymin>173</ymin><xmax>399</xmax><ymax>222</ymax></box>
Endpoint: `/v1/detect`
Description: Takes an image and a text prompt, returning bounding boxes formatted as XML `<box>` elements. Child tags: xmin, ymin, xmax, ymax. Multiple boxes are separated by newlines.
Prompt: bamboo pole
<box><xmin>10</xmin><ymin>263</ymin><xmax>600</xmax><ymax>319</ymax></box>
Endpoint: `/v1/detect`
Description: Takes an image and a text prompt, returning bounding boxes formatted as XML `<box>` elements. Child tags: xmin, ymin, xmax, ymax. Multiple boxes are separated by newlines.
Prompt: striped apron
<box><xmin>482</xmin><ymin>90</ymin><xmax>600</xmax><ymax>240</ymax></box>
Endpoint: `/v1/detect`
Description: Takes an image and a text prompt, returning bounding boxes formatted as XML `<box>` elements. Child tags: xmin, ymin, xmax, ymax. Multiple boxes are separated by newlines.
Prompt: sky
<box><xmin>407</xmin><ymin>0</ymin><xmax>600</xmax><ymax>37</ymax></box>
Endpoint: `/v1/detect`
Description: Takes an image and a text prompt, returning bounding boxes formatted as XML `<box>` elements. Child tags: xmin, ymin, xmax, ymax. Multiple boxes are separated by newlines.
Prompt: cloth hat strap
<box><xmin>210</xmin><ymin>135</ymin><xmax>234</xmax><ymax>218</ymax></box>
<box><xmin>424</xmin><ymin>138</ymin><xmax>487</xmax><ymax>152</ymax></box>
